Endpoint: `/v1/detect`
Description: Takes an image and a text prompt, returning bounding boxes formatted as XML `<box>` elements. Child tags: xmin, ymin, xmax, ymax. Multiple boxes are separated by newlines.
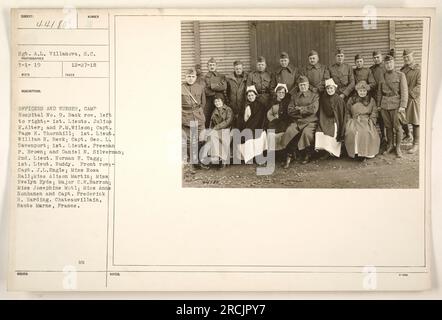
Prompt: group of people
<box><xmin>182</xmin><ymin>47</ymin><xmax>421</xmax><ymax>170</ymax></box>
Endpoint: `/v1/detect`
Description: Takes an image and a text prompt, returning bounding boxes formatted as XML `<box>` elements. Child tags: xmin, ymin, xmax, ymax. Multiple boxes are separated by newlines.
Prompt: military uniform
<box><xmin>271</xmin><ymin>65</ymin><xmax>300</xmax><ymax>95</ymax></box>
<box><xmin>226</xmin><ymin>72</ymin><xmax>248</xmax><ymax>128</ymax></box>
<box><xmin>246</xmin><ymin>70</ymin><xmax>272</xmax><ymax>108</ymax></box>
<box><xmin>400</xmin><ymin>62</ymin><xmax>421</xmax><ymax>126</ymax></box>
<box><xmin>369</xmin><ymin>62</ymin><xmax>386</xmax><ymax>100</ymax></box>
<box><xmin>182</xmin><ymin>81</ymin><xmax>206</xmax><ymax>163</ymax></box>
<box><xmin>204</xmin><ymin>71</ymin><xmax>227</xmax><ymax>128</ymax></box>
<box><xmin>300</xmin><ymin>63</ymin><xmax>330</xmax><ymax>93</ymax></box>
<box><xmin>282</xmin><ymin>89</ymin><xmax>319</xmax><ymax>154</ymax></box>
<box><xmin>377</xmin><ymin>67</ymin><xmax>408</xmax><ymax>156</ymax></box>
<box><xmin>353</xmin><ymin>67</ymin><xmax>376</xmax><ymax>92</ymax></box>
<box><xmin>329</xmin><ymin>62</ymin><xmax>355</xmax><ymax>99</ymax></box>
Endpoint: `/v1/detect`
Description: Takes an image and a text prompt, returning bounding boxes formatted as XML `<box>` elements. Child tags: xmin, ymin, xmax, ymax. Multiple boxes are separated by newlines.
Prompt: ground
<box><xmin>183</xmin><ymin>142</ymin><xmax>419</xmax><ymax>188</ymax></box>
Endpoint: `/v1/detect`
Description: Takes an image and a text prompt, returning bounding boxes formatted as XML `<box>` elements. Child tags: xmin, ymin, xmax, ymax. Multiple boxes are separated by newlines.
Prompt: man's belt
<box><xmin>183</xmin><ymin>105</ymin><xmax>201</xmax><ymax>111</ymax></box>
<box><xmin>382</xmin><ymin>93</ymin><xmax>397</xmax><ymax>97</ymax></box>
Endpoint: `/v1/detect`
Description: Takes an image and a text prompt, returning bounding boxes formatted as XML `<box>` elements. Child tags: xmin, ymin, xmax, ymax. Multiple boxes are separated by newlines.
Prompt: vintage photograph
<box><xmin>181</xmin><ymin>19</ymin><xmax>424</xmax><ymax>188</ymax></box>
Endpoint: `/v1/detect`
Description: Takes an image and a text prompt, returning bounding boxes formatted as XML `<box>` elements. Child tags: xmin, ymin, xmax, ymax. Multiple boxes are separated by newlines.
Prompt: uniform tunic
<box><xmin>206</xmin><ymin>105</ymin><xmax>233</xmax><ymax>161</ymax></box>
<box><xmin>300</xmin><ymin>63</ymin><xmax>330</xmax><ymax>93</ymax></box>
<box><xmin>182</xmin><ymin>82</ymin><xmax>206</xmax><ymax>162</ymax></box>
<box><xmin>353</xmin><ymin>67</ymin><xmax>376</xmax><ymax>92</ymax></box>
<box><xmin>182</xmin><ymin>82</ymin><xmax>206</xmax><ymax>137</ymax></box>
<box><xmin>329</xmin><ymin>62</ymin><xmax>355</xmax><ymax>97</ymax></box>
<box><xmin>246</xmin><ymin>70</ymin><xmax>272</xmax><ymax>107</ymax></box>
<box><xmin>204</xmin><ymin>71</ymin><xmax>227</xmax><ymax>127</ymax></box>
<box><xmin>400</xmin><ymin>63</ymin><xmax>421</xmax><ymax>125</ymax></box>
<box><xmin>226</xmin><ymin>72</ymin><xmax>248</xmax><ymax>127</ymax></box>
<box><xmin>281</xmin><ymin>90</ymin><xmax>319</xmax><ymax>151</ymax></box>
<box><xmin>271</xmin><ymin>65</ymin><xmax>300</xmax><ymax>95</ymax></box>
<box><xmin>377</xmin><ymin>70</ymin><xmax>408</xmax><ymax>129</ymax></box>
<box><xmin>369</xmin><ymin>63</ymin><xmax>386</xmax><ymax>102</ymax></box>
<box><xmin>344</xmin><ymin>96</ymin><xmax>380</xmax><ymax>158</ymax></box>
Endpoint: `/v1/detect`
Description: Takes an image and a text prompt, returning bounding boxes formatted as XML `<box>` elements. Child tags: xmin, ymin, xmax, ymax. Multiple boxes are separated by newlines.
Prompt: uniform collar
<box><xmin>277</xmin><ymin>65</ymin><xmax>294</xmax><ymax>73</ymax></box>
<box><xmin>307</xmin><ymin>63</ymin><xmax>321</xmax><ymax>70</ymax></box>
<box><xmin>407</xmin><ymin>63</ymin><xmax>418</xmax><ymax>70</ymax></box>
<box><xmin>299</xmin><ymin>90</ymin><xmax>311</xmax><ymax>97</ymax></box>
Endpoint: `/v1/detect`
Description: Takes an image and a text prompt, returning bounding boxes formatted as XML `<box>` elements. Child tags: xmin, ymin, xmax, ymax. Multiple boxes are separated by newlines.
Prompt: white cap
<box><xmin>325</xmin><ymin>78</ymin><xmax>338</xmax><ymax>88</ymax></box>
<box><xmin>246</xmin><ymin>85</ymin><xmax>258</xmax><ymax>95</ymax></box>
<box><xmin>274</xmin><ymin>83</ymin><xmax>288</xmax><ymax>93</ymax></box>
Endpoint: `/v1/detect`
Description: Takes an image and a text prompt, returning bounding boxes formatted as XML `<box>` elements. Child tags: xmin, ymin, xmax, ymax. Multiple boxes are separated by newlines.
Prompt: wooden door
<box><xmin>251</xmin><ymin>21</ymin><xmax>336</xmax><ymax>72</ymax></box>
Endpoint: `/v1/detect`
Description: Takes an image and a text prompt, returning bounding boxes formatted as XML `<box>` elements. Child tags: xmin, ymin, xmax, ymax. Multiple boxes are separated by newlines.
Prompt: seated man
<box><xmin>282</xmin><ymin>76</ymin><xmax>319</xmax><ymax>167</ymax></box>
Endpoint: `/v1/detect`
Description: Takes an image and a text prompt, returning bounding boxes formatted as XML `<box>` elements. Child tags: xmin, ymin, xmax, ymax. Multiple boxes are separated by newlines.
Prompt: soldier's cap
<box><xmin>325</xmin><ymin>78</ymin><xmax>338</xmax><ymax>89</ymax></box>
<box><xmin>185</xmin><ymin>68</ymin><xmax>197</xmax><ymax>75</ymax></box>
<box><xmin>207</xmin><ymin>57</ymin><xmax>217</xmax><ymax>64</ymax></box>
<box><xmin>354</xmin><ymin>54</ymin><xmax>364</xmax><ymax>61</ymax></box>
<box><xmin>336</xmin><ymin>48</ymin><xmax>344</xmax><ymax>55</ymax></box>
<box><xmin>384</xmin><ymin>55</ymin><xmax>394</xmax><ymax>62</ymax></box>
<box><xmin>257</xmin><ymin>56</ymin><xmax>266</xmax><ymax>63</ymax></box>
<box><xmin>308</xmin><ymin>50</ymin><xmax>319</xmax><ymax>57</ymax></box>
<box><xmin>233</xmin><ymin>60</ymin><xmax>243</xmax><ymax>66</ymax></box>
<box><xmin>214</xmin><ymin>93</ymin><xmax>225</xmax><ymax>101</ymax></box>
<box><xmin>403</xmin><ymin>49</ymin><xmax>415</xmax><ymax>56</ymax></box>
<box><xmin>372</xmin><ymin>50</ymin><xmax>382</xmax><ymax>57</ymax></box>
<box><xmin>297</xmin><ymin>75</ymin><xmax>309</xmax><ymax>84</ymax></box>
<box><xmin>246</xmin><ymin>85</ymin><xmax>258</xmax><ymax>95</ymax></box>
<box><xmin>274</xmin><ymin>83</ymin><xmax>288</xmax><ymax>93</ymax></box>
<box><xmin>195</xmin><ymin>64</ymin><xmax>202</xmax><ymax>69</ymax></box>
<box><xmin>355</xmin><ymin>80</ymin><xmax>370</xmax><ymax>91</ymax></box>
<box><xmin>280</xmin><ymin>51</ymin><xmax>289</xmax><ymax>59</ymax></box>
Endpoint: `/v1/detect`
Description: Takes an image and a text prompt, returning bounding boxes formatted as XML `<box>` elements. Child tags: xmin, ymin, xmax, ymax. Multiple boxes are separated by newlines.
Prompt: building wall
<box><xmin>181</xmin><ymin>19</ymin><xmax>424</xmax><ymax>79</ymax></box>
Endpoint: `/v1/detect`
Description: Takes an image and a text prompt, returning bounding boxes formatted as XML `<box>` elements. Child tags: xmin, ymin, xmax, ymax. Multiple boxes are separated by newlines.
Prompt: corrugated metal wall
<box><xmin>199</xmin><ymin>21</ymin><xmax>251</xmax><ymax>75</ymax></box>
<box><xmin>181</xmin><ymin>21</ymin><xmax>196</xmax><ymax>80</ymax></box>
<box><xmin>182</xmin><ymin>20</ymin><xmax>424</xmax><ymax>78</ymax></box>
<box><xmin>335</xmin><ymin>20</ymin><xmax>390</xmax><ymax>66</ymax></box>
<box><xmin>395</xmin><ymin>20</ymin><xmax>423</xmax><ymax>66</ymax></box>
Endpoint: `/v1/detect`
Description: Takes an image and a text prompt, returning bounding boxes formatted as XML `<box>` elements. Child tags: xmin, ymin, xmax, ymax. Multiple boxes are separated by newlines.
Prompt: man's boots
<box><xmin>395</xmin><ymin>129</ymin><xmax>403</xmax><ymax>158</ymax></box>
<box><xmin>383</xmin><ymin>128</ymin><xmax>395</xmax><ymax>155</ymax></box>
<box><xmin>408</xmin><ymin>125</ymin><xmax>419</xmax><ymax>154</ymax></box>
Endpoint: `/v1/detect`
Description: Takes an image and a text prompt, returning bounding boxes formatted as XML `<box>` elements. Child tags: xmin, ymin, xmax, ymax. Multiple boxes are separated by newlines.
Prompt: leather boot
<box><xmin>395</xmin><ymin>129</ymin><xmax>403</xmax><ymax>158</ymax></box>
<box><xmin>383</xmin><ymin>129</ymin><xmax>394</xmax><ymax>155</ymax></box>
<box><xmin>408</xmin><ymin>125</ymin><xmax>419</xmax><ymax>154</ymax></box>
<box><xmin>402</xmin><ymin>124</ymin><xmax>412</xmax><ymax>142</ymax></box>
<box><xmin>283</xmin><ymin>154</ymin><xmax>292</xmax><ymax>169</ymax></box>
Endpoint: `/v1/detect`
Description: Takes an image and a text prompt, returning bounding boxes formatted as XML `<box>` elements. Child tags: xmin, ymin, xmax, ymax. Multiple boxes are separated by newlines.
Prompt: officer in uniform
<box><xmin>370</xmin><ymin>50</ymin><xmax>387</xmax><ymax>144</ymax></box>
<box><xmin>246</xmin><ymin>56</ymin><xmax>273</xmax><ymax>108</ymax></box>
<box><xmin>377</xmin><ymin>54</ymin><xmax>408</xmax><ymax>158</ymax></box>
<box><xmin>400</xmin><ymin>49</ymin><xmax>421</xmax><ymax>154</ymax></box>
<box><xmin>271</xmin><ymin>51</ymin><xmax>300</xmax><ymax>96</ymax></box>
<box><xmin>182</xmin><ymin>68</ymin><xmax>209</xmax><ymax>169</ymax></box>
<box><xmin>328</xmin><ymin>48</ymin><xmax>355</xmax><ymax>101</ymax></box>
<box><xmin>204</xmin><ymin>57</ymin><xmax>227</xmax><ymax>128</ymax></box>
<box><xmin>226</xmin><ymin>60</ymin><xmax>248</xmax><ymax>128</ymax></box>
<box><xmin>300</xmin><ymin>49</ymin><xmax>330</xmax><ymax>94</ymax></box>
<box><xmin>353</xmin><ymin>54</ymin><xmax>376</xmax><ymax>94</ymax></box>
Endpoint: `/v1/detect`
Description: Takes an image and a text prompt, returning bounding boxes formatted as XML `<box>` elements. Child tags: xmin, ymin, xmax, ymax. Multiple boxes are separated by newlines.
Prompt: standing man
<box><xmin>377</xmin><ymin>54</ymin><xmax>408</xmax><ymax>158</ymax></box>
<box><xmin>370</xmin><ymin>50</ymin><xmax>387</xmax><ymax>144</ymax></box>
<box><xmin>204</xmin><ymin>57</ymin><xmax>227</xmax><ymax>128</ymax></box>
<box><xmin>300</xmin><ymin>49</ymin><xmax>330</xmax><ymax>94</ymax></box>
<box><xmin>195</xmin><ymin>64</ymin><xmax>206</xmax><ymax>88</ymax></box>
<box><xmin>353</xmin><ymin>54</ymin><xmax>376</xmax><ymax>94</ymax></box>
<box><xmin>400</xmin><ymin>49</ymin><xmax>421</xmax><ymax>154</ymax></box>
<box><xmin>182</xmin><ymin>68</ymin><xmax>208</xmax><ymax>169</ymax></box>
<box><xmin>329</xmin><ymin>48</ymin><xmax>355</xmax><ymax>101</ymax></box>
<box><xmin>247</xmin><ymin>56</ymin><xmax>272</xmax><ymax>108</ymax></box>
<box><xmin>271</xmin><ymin>52</ymin><xmax>300</xmax><ymax>96</ymax></box>
<box><xmin>226</xmin><ymin>60</ymin><xmax>248</xmax><ymax>128</ymax></box>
